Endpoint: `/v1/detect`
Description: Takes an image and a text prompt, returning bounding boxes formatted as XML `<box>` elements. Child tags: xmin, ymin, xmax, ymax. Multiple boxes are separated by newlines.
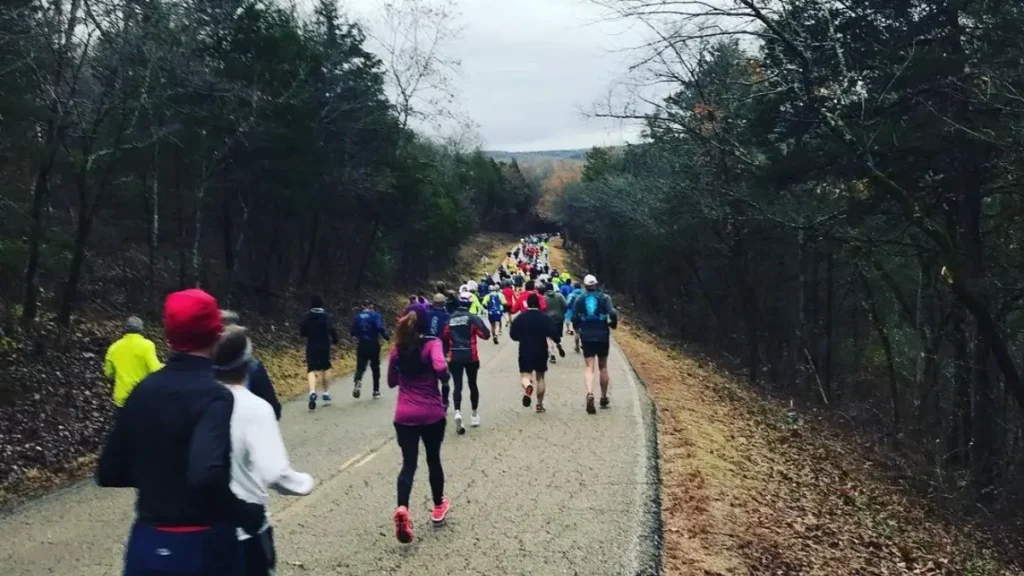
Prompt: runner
<box><xmin>481</xmin><ymin>284</ymin><xmax>506</xmax><ymax>343</ymax></box>
<box><xmin>571</xmin><ymin>275</ymin><xmax>619</xmax><ymax>414</ymax></box>
<box><xmin>97</xmin><ymin>289</ymin><xmax>263</xmax><ymax>576</ymax></box>
<box><xmin>463</xmin><ymin>281</ymin><xmax>484</xmax><ymax>315</ymax></box>
<box><xmin>500</xmin><ymin>281</ymin><xmax>516</xmax><ymax>327</ymax></box>
<box><xmin>559</xmin><ymin>277</ymin><xmax>573</xmax><ymax>299</ymax></box>
<box><xmin>216</xmin><ymin>326</ymin><xmax>315</xmax><ymax>576</ymax></box>
<box><xmin>443</xmin><ymin>293</ymin><xmax>491</xmax><ymax>434</ymax></box>
<box><xmin>543</xmin><ymin>281</ymin><xmax>568</xmax><ymax>364</ymax></box>
<box><xmin>104</xmin><ymin>315</ymin><xmax>162</xmax><ymax>411</ymax></box>
<box><xmin>222</xmin><ymin>310</ymin><xmax>282</xmax><ymax>420</ymax></box>
<box><xmin>511</xmin><ymin>268</ymin><xmax>525</xmax><ymax>293</ymax></box>
<box><xmin>300</xmin><ymin>296</ymin><xmax>338</xmax><ymax>411</ymax></box>
<box><xmin>389</xmin><ymin>310</ymin><xmax>452</xmax><ymax>543</ymax></box>
<box><xmin>511</xmin><ymin>279</ymin><xmax>548</xmax><ymax>314</ymax></box>
<box><xmin>509</xmin><ymin>293</ymin><xmax>562</xmax><ymax>413</ymax></box>
<box><xmin>351</xmin><ymin>300</ymin><xmax>389</xmax><ymax>399</ymax></box>
<box><xmin>565</xmin><ymin>281</ymin><xmax>584</xmax><ymax>351</ymax></box>
<box><xmin>425</xmin><ymin>294</ymin><xmax>453</xmax><ymax>409</ymax></box>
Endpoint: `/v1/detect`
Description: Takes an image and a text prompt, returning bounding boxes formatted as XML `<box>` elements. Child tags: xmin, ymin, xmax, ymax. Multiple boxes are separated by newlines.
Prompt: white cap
<box><xmin>467</xmin><ymin>280</ymin><xmax>478</xmax><ymax>291</ymax></box>
<box><xmin>584</xmin><ymin>274</ymin><xmax>598</xmax><ymax>286</ymax></box>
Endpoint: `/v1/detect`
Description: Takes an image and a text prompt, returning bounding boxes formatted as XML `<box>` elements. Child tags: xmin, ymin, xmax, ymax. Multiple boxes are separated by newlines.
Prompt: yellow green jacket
<box><xmin>104</xmin><ymin>333</ymin><xmax>163</xmax><ymax>407</ymax></box>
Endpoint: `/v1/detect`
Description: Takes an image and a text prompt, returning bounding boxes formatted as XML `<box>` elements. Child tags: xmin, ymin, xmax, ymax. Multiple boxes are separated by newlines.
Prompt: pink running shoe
<box><xmin>394</xmin><ymin>506</ymin><xmax>414</xmax><ymax>543</ymax></box>
<box><xmin>431</xmin><ymin>497</ymin><xmax>451</xmax><ymax>524</ymax></box>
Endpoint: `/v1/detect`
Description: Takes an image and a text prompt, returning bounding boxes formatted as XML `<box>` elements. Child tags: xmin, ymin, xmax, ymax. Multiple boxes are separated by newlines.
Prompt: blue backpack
<box><xmin>580</xmin><ymin>292</ymin><xmax>608</xmax><ymax>322</ymax></box>
<box><xmin>487</xmin><ymin>294</ymin><xmax>503</xmax><ymax>316</ymax></box>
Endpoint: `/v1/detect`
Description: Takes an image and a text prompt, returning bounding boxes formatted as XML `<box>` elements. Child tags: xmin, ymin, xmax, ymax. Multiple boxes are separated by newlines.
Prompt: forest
<box><xmin>561</xmin><ymin>0</ymin><xmax>1024</xmax><ymax>519</ymax></box>
<box><xmin>0</xmin><ymin>0</ymin><xmax>539</xmax><ymax>333</ymax></box>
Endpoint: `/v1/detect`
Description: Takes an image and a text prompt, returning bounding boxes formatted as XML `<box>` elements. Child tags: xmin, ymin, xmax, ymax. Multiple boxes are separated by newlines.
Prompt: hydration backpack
<box><xmin>580</xmin><ymin>292</ymin><xmax>608</xmax><ymax>322</ymax></box>
<box><xmin>487</xmin><ymin>295</ymin><xmax>503</xmax><ymax>316</ymax></box>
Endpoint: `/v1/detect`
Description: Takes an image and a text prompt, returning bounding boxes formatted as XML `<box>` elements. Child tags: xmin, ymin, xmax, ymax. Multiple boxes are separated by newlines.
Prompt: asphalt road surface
<box><xmin>0</xmin><ymin>327</ymin><xmax>659</xmax><ymax>575</ymax></box>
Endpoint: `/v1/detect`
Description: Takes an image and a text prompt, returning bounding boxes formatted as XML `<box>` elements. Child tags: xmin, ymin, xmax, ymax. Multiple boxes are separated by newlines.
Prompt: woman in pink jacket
<box><xmin>388</xmin><ymin>310</ymin><xmax>452</xmax><ymax>544</ymax></box>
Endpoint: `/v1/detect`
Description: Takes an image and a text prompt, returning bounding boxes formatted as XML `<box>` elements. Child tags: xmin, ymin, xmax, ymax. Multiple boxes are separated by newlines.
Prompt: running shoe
<box><xmin>470</xmin><ymin>413</ymin><xmax>481</xmax><ymax>427</ymax></box>
<box><xmin>431</xmin><ymin>497</ymin><xmax>451</xmax><ymax>524</ymax></box>
<box><xmin>308</xmin><ymin>392</ymin><xmax>317</xmax><ymax>411</ymax></box>
<box><xmin>455</xmin><ymin>410</ymin><xmax>465</xmax><ymax>435</ymax></box>
<box><xmin>522</xmin><ymin>384</ymin><xmax>533</xmax><ymax>408</ymax></box>
<box><xmin>600</xmin><ymin>396</ymin><xmax>610</xmax><ymax>409</ymax></box>
<box><xmin>322</xmin><ymin>392</ymin><xmax>332</xmax><ymax>405</ymax></box>
<box><xmin>352</xmin><ymin>381</ymin><xmax>362</xmax><ymax>399</ymax></box>
<box><xmin>549</xmin><ymin>354</ymin><xmax>557</xmax><ymax>364</ymax></box>
<box><xmin>493</xmin><ymin>336</ymin><xmax>499</xmax><ymax>345</ymax></box>
<box><xmin>586</xmin><ymin>393</ymin><xmax>596</xmax><ymax>415</ymax></box>
<box><xmin>536</xmin><ymin>404</ymin><xmax>546</xmax><ymax>413</ymax></box>
<box><xmin>557</xmin><ymin>343</ymin><xmax>565</xmax><ymax>358</ymax></box>
<box><xmin>394</xmin><ymin>506</ymin><xmax>414</xmax><ymax>543</ymax></box>
<box><xmin>373</xmin><ymin>390</ymin><xmax>382</xmax><ymax>400</ymax></box>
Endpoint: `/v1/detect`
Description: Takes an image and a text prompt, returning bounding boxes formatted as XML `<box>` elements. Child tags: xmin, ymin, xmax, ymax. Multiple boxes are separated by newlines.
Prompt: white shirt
<box><xmin>227</xmin><ymin>385</ymin><xmax>314</xmax><ymax>540</ymax></box>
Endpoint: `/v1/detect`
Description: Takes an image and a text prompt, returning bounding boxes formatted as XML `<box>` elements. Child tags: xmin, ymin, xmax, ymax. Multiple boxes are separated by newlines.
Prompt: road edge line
<box><xmin>614</xmin><ymin>338</ymin><xmax>665</xmax><ymax>576</ymax></box>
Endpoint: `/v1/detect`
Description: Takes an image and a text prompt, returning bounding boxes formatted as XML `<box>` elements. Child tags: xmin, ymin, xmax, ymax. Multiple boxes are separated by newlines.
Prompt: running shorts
<box><xmin>518</xmin><ymin>355</ymin><xmax>548</xmax><ymax>375</ymax></box>
<box><xmin>489</xmin><ymin>312</ymin><xmax>503</xmax><ymax>323</ymax></box>
<box><xmin>306</xmin><ymin>351</ymin><xmax>331</xmax><ymax>372</ymax></box>
<box><xmin>581</xmin><ymin>341</ymin><xmax>610</xmax><ymax>359</ymax></box>
<box><xmin>503</xmin><ymin>304</ymin><xmax>512</xmax><ymax>314</ymax></box>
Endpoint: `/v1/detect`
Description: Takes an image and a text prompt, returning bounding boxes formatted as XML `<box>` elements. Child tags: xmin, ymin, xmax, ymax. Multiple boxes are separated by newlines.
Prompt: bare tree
<box><xmin>371</xmin><ymin>0</ymin><xmax>464</xmax><ymax>132</ymax></box>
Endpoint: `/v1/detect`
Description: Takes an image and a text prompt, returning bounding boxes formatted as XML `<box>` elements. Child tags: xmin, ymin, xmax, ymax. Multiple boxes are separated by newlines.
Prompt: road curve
<box><xmin>0</xmin><ymin>330</ymin><xmax>660</xmax><ymax>575</ymax></box>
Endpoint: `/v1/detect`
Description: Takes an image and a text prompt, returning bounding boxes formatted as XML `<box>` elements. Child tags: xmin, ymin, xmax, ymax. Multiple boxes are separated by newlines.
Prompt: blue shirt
<box><xmin>351</xmin><ymin>310</ymin><xmax>388</xmax><ymax>344</ymax></box>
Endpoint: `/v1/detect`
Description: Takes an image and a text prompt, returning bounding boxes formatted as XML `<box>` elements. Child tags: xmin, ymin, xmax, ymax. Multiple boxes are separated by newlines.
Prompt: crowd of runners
<box><xmin>97</xmin><ymin>233</ymin><xmax>618</xmax><ymax>575</ymax></box>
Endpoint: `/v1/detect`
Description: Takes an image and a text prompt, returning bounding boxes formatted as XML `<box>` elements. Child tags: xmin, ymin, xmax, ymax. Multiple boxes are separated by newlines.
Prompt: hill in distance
<box><xmin>484</xmin><ymin>149</ymin><xmax>588</xmax><ymax>162</ymax></box>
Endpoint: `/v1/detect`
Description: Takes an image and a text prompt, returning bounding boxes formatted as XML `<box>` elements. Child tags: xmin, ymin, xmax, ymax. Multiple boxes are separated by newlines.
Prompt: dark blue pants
<box><xmin>123</xmin><ymin>523</ymin><xmax>244</xmax><ymax>576</ymax></box>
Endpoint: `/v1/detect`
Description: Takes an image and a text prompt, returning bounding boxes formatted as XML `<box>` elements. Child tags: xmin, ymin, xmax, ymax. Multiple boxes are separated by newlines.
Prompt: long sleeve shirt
<box><xmin>96</xmin><ymin>354</ymin><xmax>263</xmax><ymax>534</ymax></box>
<box><xmin>388</xmin><ymin>338</ymin><xmax>450</xmax><ymax>426</ymax></box>
<box><xmin>104</xmin><ymin>333</ymin><xmax>163</xmax><ymax>407</ymax></box>
<box><xmin>350</xmin><ymin>310</ymin><xmax>388</xmax><ymax>345</ymax></box>
<box><xmin>299</xmin><ymin>308</ymin><xmax>338</xmax><ymax>355</ymax></box>
<box><xmin>228</xmin><ymin>385</ymin><xmax>314</xmax><ymax>540</ymax></box>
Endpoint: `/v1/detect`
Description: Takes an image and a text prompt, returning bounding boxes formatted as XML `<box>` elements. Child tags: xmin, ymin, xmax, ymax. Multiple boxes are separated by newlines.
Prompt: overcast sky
<box><xmin>331</xmin><ymin>0</ymin><xmax>648</xmax><ymax>151</ymax></box>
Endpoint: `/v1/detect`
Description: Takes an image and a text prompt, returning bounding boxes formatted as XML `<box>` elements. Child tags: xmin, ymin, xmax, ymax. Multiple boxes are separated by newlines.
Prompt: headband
<box><xmin>214</xmin><ymin>337</ymin><xmax>253</xmax><ymax>372</ymax></box>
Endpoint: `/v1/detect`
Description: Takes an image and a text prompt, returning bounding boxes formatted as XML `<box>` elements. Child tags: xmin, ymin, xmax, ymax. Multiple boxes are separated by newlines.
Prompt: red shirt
<box><xmin>501</xmin><ymin>287</ymin><xmax>515</xmax><ymax>305</ymax></box>
<box><xmin>512</xmin><ymin>290</ymin><xmax>547</xmax><ymax>314</ymax></box>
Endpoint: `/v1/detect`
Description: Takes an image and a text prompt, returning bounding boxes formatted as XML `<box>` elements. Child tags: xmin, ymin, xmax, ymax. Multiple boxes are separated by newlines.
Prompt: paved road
<box><xmin>0</xmin><ymin>328</ymin><xmax>659</xmax><ymax>575</ymax></box>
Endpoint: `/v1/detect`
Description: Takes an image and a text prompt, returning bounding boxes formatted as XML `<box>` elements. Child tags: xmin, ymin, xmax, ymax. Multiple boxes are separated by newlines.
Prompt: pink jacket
<box><xmin>388</xmin><ymin>338</ymin><xmax>450</xmax><ymax>426</ymax></box>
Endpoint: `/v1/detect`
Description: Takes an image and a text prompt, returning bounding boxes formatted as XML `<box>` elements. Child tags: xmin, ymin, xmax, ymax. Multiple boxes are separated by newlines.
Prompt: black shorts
<box><xmin>306</xmin><ymin>351</ymin><xmax>331</xmax><ymax>372</ymax></box>
<box><xmin>581</xmin><ymin>341</ymin><xmax>610</xmax><ymax>359</ymax></box>
<box><xmin>518</xmin><ymin>356</ymin><xmax>548</xmax><ymax>375</ymax></box>
<box><xmin>503</xmin><ymin>304</ymin><xmax>512</xmax><ymax>313</ymax></box>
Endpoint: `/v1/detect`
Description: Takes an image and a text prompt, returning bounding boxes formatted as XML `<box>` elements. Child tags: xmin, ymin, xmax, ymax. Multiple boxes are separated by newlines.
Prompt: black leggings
<box><xmin>450</xmin><ymin>361</ymin><xmax>480</xmax><ymax>411</ymax></box>
<box><xmin>242</xmin><ymin>527</ymin><xmax>275</xmax><ymax>576</ymax></box>
<box><xmin>355</xmin><ymin>343</ymin><xmax>381</xmax><ymax>392</ymax></box>
<box><xmin>395</xmin><ymin>418</ymin><xmax>446</xmax><ymax>508</ymax></box>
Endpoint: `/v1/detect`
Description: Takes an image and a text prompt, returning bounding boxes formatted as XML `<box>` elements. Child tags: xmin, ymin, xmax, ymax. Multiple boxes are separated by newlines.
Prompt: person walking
<box><xmin>388</xmin><ymin>310</ymin><xmax>452</xmax><ymax>544</ymax></box>
<box><xmin>443</xmin><ymin>294</ymin><xmax>491</xmax><ymax>434</ymax></box>
<box><xmin>509</xmin><ymin>293</ymin><xmax>562</xmax><ymax>413</ymax></box>
<box><xmin>572</xmin><ymin>275</ymin><xmax>619</xmax><ymax>414</ymax></box>
<box><xmin>97</xmin><ymin>289</ymin><xmax>264</xmax><ymax>576</ymax></box>
<box><xmin>104</xmin><ymin>316</ymin><xmax>163</xmax><ymax>411</ymax></box>
<box><xmin>215</xmin><ymin>327</ymin><xmax>315</xmax><ymax>576</ymax></box>
<box><xmin>350</xmin><ymin>301</ymin><xmax>389</xmax><ymax>400</ymax></box>
<box><xmin>300</xmin><ymin>296</ymin><xmax>338</xmax><ymax>411</ymax></box>
<box><xmin>543</xmin><ymin>282</ymin><xmax>568</xmax><ymax>364</ymax></box>
<box><xmin>221</xmin><ymin>310</ymin><xmax>282</xmax><ymax>420</ymax></box>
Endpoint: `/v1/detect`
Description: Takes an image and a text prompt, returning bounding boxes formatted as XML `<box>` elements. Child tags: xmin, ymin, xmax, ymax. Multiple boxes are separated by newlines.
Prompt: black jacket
<box><xmin>248</xmin><ymin>359</ymin><xmax>281</xmax><ymax>420</ymax></box>
<box><xmin>510</xmin><ymin>309</ymin><xmax>561</xmax><ymax>361</ymax></box>
<box><xmin>96</xmin><ymin>353</ymin><xmax>263</xmax><ymax>534</ymax></box>
<box><xmin>300</xmin><ymin>308</ymin><xmax>338</xmax><ymax>355</ymax></box>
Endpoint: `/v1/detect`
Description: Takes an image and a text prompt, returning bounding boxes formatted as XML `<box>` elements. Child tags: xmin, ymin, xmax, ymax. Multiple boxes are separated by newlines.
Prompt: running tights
<box><xmin>450</xmin><ymin>361</ymin><xmax>480</xmax><ymax>411</ymax></box>
<box><xmin>394</xmin><ymin>418</ymin><xmax>446</xmax><ymax>508</ymax></box>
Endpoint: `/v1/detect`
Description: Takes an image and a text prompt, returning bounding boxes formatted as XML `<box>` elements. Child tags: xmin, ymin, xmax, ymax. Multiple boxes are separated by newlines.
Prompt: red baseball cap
<box><xmin>163</xmin><ymin>289</ymin><xmax>223</xmax><ymax>352</ymax></box>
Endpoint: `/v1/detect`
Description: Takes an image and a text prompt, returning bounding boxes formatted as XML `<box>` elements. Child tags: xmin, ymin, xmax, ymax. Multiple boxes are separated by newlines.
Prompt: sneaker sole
<box><xmin>522</xmin><ymin>385</ymin><xmax>533</xmax><ymax>408</ymax></box>
<box><xmin>431</xmin><ymin>510</ymin><xmax>449</xmax><ymax>524</ymax></box>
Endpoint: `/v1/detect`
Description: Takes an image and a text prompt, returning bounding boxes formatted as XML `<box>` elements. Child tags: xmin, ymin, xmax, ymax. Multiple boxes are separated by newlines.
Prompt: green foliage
<box><xmin>0</xmin><ymin>0</ymin><xmax>538</xmax><ymax>319</ymax></box>
<box><xmin>564</xmin><ymin>0</ymin><xmax>1024</xmax><ymax>509</ymax></box>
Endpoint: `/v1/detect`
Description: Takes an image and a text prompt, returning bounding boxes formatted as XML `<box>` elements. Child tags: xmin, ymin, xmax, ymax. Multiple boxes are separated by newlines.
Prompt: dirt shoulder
<box><xmin>0</xmin><ymin>233</ymin><xmax>515</xmax><ymax>510</ymax></box>
<box><xmin>551</xmin><ymin>239</ymin><xmax>1021</xmax><ymax>575</ymax></box>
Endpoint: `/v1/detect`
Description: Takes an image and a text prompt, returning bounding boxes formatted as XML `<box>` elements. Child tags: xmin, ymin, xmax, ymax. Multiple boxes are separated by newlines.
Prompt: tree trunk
<box><xmin>822</xmin><ymin>250</ymin><xmax>834</xmax><ymax>403</ymax></box>
<box><xmin>21</xmin><ymin>158</ymin><xmax>54</xmax><ymax>329</ymax></box>
<box><xmin>860</xmin><ymin>270</ymin><xmax>900</xmax><ymax>433</ymax></box>
<box><xmin>191</xmin><ymin>182</ymin><xmax>205</xmax><ymax>288</ymax></box>
<box><xmin>352</xmin><ymin>217</ymin><xmax>380</xmax><ymax>292</ymax></box>
<box><xmin>149</xmin><ymin>140</ymin><xmax>159</xmax><ymax>313</ymax></box>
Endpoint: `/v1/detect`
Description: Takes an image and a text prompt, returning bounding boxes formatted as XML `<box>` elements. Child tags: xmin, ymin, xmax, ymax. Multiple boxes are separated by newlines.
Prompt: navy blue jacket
<box><xmin>350</xmin><ymin>310</ymin><xmax>388</xmax><ymax>346</ymax></box>
<box><xmin>96</xmin><ymin>354</ymin><xmax>263</xmax><ymax>534</ymax></box>
<box><xmin>247</xmin><ymin>360</ymin><xmax>281</xmax><ymax>420</ymax></box>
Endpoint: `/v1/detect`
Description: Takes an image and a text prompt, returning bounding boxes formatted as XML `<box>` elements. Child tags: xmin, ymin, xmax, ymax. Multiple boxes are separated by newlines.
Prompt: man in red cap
<box><xmin>97</xmin><ymin>288</ymin><xmax>263</xmax><ymax>576</ymax></box>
